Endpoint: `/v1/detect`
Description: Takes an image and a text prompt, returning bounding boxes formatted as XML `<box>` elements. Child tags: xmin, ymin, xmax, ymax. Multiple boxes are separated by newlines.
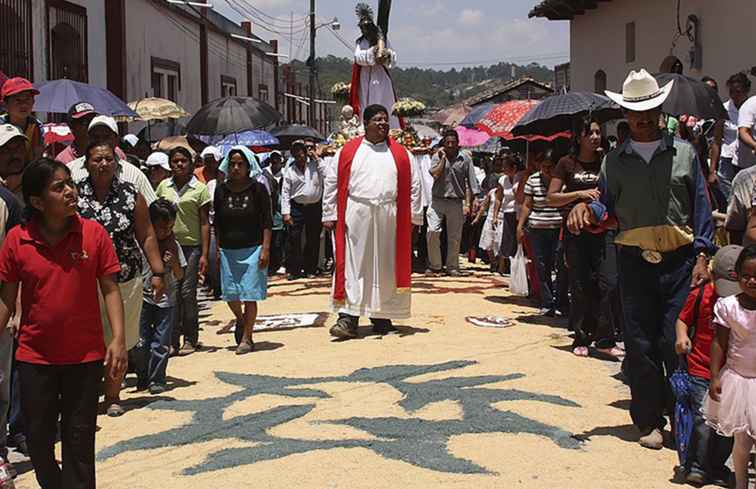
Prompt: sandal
<box><xmin>572</xmin><ymin>346</ymin><xmax>589</xmax><ymax>357</ymax></box>
<box><xmin>596</xmin><ymin>346</ymin><xmax>625</xmax><ymax>360</ymax></box>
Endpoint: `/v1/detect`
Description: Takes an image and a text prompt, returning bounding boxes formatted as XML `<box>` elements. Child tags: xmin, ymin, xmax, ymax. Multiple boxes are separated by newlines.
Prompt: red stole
<box><xmin>349</xmin><ymin>63</ymin><xmax>405</xmax><ymax>129</ymax></box>
<box><xmin>333</xmin><ymin>136</ymin><xmax>412</xmax><ymax>303</ymax></box>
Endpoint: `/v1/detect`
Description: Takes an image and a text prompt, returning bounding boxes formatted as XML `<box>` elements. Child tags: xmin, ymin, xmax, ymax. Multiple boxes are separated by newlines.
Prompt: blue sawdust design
<box><xmin>97</xmin><ymin>361</ymin><xmax>581</xmax><ymax>475</ymax></box>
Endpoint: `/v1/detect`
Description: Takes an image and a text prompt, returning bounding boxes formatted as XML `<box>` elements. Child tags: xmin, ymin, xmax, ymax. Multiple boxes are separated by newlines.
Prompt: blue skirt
<box><xmin>220</xmin><ymin>246</ymin><xmax>268</xmax><ymax>302</ymax></box>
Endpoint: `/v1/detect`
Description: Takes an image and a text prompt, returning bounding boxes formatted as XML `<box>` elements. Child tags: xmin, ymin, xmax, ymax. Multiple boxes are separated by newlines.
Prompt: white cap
<box><xmin>201</xmin><ymin>145</ymin><xmax>222</xmax><ymax>161</ymax></box>
<box><xmin>145</xmin><ymin>151</ymin><xmax>170</xmax><ymax>171</ymax></box>
<box><xmin>88</xmin><ymin>115</ymin><xmax>119</xmax><ymax>135</ymax></box>
<box><xmin>0</xmin><ymin>124</ymin><xmax>27</xmax><ymax>147</ymax></box>
<box><xmin>122</xmin><ymin>134</ymin><xmax>139</xmax><ymax>147</ymax></box>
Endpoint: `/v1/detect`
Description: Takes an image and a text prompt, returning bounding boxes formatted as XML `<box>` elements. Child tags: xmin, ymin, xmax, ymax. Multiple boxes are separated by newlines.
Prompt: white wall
<box><xmin>31</xmin><ymin>0</ymin><xmax>107</xmax><ymax>86</ymax></box>
<box><xmin>207</xmin><ymin>29</ymin><xmax>248</xmax><ymax>101</ymax></box>
<box><xmin>570</xmin><ymin>0</ymin><xmax>754</xmax><ymax>98</ymax></box>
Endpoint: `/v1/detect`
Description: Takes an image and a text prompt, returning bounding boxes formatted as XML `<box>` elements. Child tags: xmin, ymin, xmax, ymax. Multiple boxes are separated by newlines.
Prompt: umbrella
<box><xmin>214</xmin><ymin>130</ymin><xmax>279</xmax><ymax>156</ymax></box>
<box><xmin>477</xmin><ymin>100</ymin><xmax>570</xmax><ymax>141</ymax></box>
<box><xmin>433</xmin><ymin>104</ymin><xmax>470</xmax><ymax>127</ymax></box>
<box><xmin>138</xmin><ymin>121</ymin><xmax>186</xmax><ymax>142</ymax></box>
<box><xmin>460</xmin><ymin>103</ymin><xmax>496</xmax><ymax>128</ymax></box>
<box><xmin>129</xmin><ymin>97</ymin><xmax>190</xmax><ymax>121</ymax></box>
<box><xmin>32</xmin><ymin>79</ymin><xmax>138</xmax><ymax>118</ymax></box>
<box><xmin>270</xmin><ymin>124</ymin><xmax>325</xmax><ymax>149</ymax></box>
<box><xmin>185</xmin><ymin>96</ymin><xmax>282</xmax><ymax>136</ymax></box>
<box><xmin>670</xmin><ymin>359</ymin><xmax>695</xmax><ymax>466</ymax></box>
<box><xmin>156</xmin><ymin>135</ymin><xmax>206</xmax><ymax>157</ymax></box>
<box><xmin>412</xmin><ymin>124</ymin><xmax>440</xmax><ymax>140</ymax></box>
<box><xmin>455</xmin><ymin>126</ymin><xmax>490</xmax><ymax>147</ymax></box>
<box><xmin>654</xmin><ymin>73</ymin><xmax>727</xmax><ymax>120</ymax></box>
<box><xmin>512</xmin><ymin>92</ymin><xmax>622</xmax><ymax>137</ymax></box>
<box><xmin>42</xmin><ymin>123</ymin><xmax>74</xmax><ymax>146</ymax></box>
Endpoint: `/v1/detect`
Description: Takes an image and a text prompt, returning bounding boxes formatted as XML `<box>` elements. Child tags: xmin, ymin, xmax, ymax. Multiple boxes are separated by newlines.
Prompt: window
<box><xmin>0</xmin><ymin>0</ymin><xmax>33</xmax><ymax>80</ymax></box>
<box><xmin>625</xmin><ymin>22</ymin><xmax>636</xmax><ymax>63</ymax></box>
<box><xmin>47</xmin><ymin>0</ymin><xmax>88</xmax><ymax>81</ymax></box>
<box><xmin>594</xmin><ymin>70</ymin><xmax>607</xmax><ymax>94</ymax></box>
<box><xmin>151</xmin><ymin>57</ymin><xmax>180</xmax><ymax>101</ymax></box>
<box><xmin>258</xmin><ymin>84</ymin><xmax>269</xmax><ymax>103</ymax></box>
<box><xmin>221</xmin><ymin>75</ymin><xmax>237</xmax><ymax>97</ymax></box>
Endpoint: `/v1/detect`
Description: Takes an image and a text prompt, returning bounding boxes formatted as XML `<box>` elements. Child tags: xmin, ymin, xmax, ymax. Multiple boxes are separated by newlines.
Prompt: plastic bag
<box><xmin>510</xmin><ymin>244</ymin><xmax>529</xmax><ymax>297</ymax></box>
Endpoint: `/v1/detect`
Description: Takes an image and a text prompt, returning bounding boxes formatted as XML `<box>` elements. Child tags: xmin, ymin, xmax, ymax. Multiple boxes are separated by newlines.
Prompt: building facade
<box><xmin>530</xmin><ymin>0</ymin><xmax>756</xmax><ymax>99</ymax></box>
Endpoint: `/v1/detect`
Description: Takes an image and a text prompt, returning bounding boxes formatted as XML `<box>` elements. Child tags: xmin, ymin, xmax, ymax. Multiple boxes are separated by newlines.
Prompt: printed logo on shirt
<box><xmin>71</xmin><ymin>250</ymin><xmax>89</xmax><ymax>262</ymax></box>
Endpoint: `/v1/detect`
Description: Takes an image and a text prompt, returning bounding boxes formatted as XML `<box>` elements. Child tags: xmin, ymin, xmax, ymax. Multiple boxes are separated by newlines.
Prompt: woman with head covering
<box><xmin>215</xmin><ymin>146</ymin><xmax>272</xmax><ymax>354</ymax></box>
<box><xmin>196</xmin><ymin>145</ymin><xmax>224</xmax><ymax>184</ymax></box>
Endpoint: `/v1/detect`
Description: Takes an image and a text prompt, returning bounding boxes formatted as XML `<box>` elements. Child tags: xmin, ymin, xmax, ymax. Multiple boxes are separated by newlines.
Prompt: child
<box><xmin>0</xmin><ymin>158</ymin><xmax>126</xmax><ymax>489</ymax></box>
<box><xmin>703</xmin><ymin>245</ymin><xmax>756</xmax><ymax>489</ymax></box>
<box><xmin>674</xmin><ymin>245</ymin><xmax>741</xmax><ymax>486</ymax></box>
<box><xmin>137</xmin><ymin>198</ymin><xmax>185</xmax><ymax>394</ymax></box>
<box><xmin>472</xmin><ymin>187</ymin><xmax>503</xmax><ymax>273</ymax></box>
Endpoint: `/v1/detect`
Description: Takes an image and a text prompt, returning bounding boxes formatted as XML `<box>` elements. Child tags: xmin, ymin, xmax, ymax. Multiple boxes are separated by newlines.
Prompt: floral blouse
<box><xmin>77</xmin><ymin>177</ymin><xmax>141</xmax><ymax>282</ymax></box>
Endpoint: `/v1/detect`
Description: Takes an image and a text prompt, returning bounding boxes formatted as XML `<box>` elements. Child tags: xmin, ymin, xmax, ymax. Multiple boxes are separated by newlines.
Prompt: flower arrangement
<box><xmin>331</xmin><ymin>82</ymin><xmax>351</xmax><ymax>99</ymax></box>
<box><xmin>392</xmin><ymin>98</ymin><xmax>426</xmax><ymax>117</ymax></box>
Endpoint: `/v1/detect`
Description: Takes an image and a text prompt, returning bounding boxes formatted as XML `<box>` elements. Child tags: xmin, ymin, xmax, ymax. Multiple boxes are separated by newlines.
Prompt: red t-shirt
<box><xmin>0</xmin><ymin>215</ymin><xmax>121</xmax><ymax>365</ymax></box>
<box><xmin>678</xmin><ymin>283</ymin><xmax>718</xmax><ymax>380</ymax></box>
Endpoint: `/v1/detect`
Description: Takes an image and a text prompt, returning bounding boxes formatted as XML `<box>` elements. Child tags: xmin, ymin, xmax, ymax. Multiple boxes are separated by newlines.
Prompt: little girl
<box><xmin>703</xmin><ymin>245</ymin><xmax>756</xmax><ymax>489</ymax></box>
<box><xmin>473</xmin><ymin>187</ymin><xmax>503</xmax><ymax>273</ymax></box>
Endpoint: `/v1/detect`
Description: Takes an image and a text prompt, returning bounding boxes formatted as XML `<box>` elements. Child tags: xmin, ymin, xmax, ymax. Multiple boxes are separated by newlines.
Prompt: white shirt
<box><xmin>412</xmin><ymin>153</ymin><xmax>434</xmax><ymax>209</ymax></box>
<box><xmin>498</xmin><ymin>174</ymin><xmax>520</xmax><ymax>214</ymax></box>
<box><xmin>68</xmin><ymin>156</ymin><xmax>157</xmax><ymax>204</ymax></box>
<box><xmin>721</xmin><ymin>99</ymin><xmax>741</xmax><ymax>161</ymax></box>
<box><xmin>280</xmin><ymin>158</ymin><xmax>325</xmax><ymax>215</ymax></box>
<box><xmin>737</xmin><ymin>95</ymin><xmax>756</xmax><ymax>169</ymax></box>
<box><xmin>630</xmin><ymin>139</ymin><xmax>662</xmax><ymax>164</ymax></box>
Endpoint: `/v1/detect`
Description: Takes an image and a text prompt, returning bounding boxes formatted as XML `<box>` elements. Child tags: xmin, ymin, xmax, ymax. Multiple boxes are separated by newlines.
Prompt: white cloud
<box><xmin>459</xmin><ymin>9</ymin><xmax>483</xmax><ymax>26</ymax></box>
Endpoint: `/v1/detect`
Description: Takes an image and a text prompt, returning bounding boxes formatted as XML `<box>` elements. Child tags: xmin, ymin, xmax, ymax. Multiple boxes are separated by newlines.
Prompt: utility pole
<box><xmin>308</xmin><ymin>0</ymin><xmax>316</xmax><ymax>127</ymax></box>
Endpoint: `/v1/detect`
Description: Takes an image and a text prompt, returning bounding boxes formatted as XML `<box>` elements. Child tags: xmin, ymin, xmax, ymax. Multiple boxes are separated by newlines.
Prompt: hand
<box><xmin>438</xmin><ymin>149</ymin><xmax>446</xmax><ymax>161</ymax></box>
<box><xmin>104</xmin><ymin>338</ymin><xmax>128</xmax><ymax>380</ymax></box>
<box><xmin>463</xmin><ymin>206</ymin><xmax>471</xmax><ymax>218</ymax></box>
<box><xmin>567</xmin><ymin>202</ymin><xmax>594</xmax><ymax>234</ymax></box>
<box><xmin>151</xmin><ymin>275</ymin><xmax>166</xmax><ymax>302</ymax></box>
<box><xmin>709</xmin><ymin>375</ymin><xmax>722</xmax><ymax>402</ymax></box>
<box><xmin>691</xmin><ymin>256</ymin><xmax>712</xmax><ymax>288</ymax></box>
<box><xmin>516</xmin><ymin>226</ymin><xmax>525</xmax><ymax>244</ymax></box>
<box><xmin>258</xmin><ymin>248</ymin><xmax>270</xmax><ymax>269</ymax></box>
<box><xmin>675</xmin><ymin>336</ymin><xmax>692</xmax><ymax>355</ymax></box>
<box><xmin>198</xmin><ymin>255</ymin><xmax>208</xmax><ymax>279</ymax></box>
<box><xmin>707</xmin><ymin>172</ymin><xmax>719</xmax><ymax>186</ymax></box>
<box><xmin>163</xmin><ymin>250</ymin><xmax>176</xmax><ymax>267</ymax></box>
<box><xmin>580</xmin><ymin>188</ymin><xmax>601</xmax><ymax>201</ymax></box>
<box><xmin>491</xmin><ymin>217</ymin><xmax>499</xmax><ymax>230</ymax></box>
<box><xmin>322</xmin><ymin>220</ymin><xmax>336</xmax><ymax>231</ymax></box>
<box><xmin>283</xmin><ymin>214</ymin><xmax>293</xmax><ymax>226</ymax></box>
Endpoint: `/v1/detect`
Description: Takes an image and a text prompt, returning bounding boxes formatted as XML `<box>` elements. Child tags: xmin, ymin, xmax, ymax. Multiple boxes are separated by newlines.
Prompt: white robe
<box><xmin>323</xmin><ymin>139</ymin><xmax>423</xmax><ymax>319</ymax></box>
<box><xmin>354</xmin><ymin>39</ymin><xmax>400</xmax><ymax>129</ymax></box>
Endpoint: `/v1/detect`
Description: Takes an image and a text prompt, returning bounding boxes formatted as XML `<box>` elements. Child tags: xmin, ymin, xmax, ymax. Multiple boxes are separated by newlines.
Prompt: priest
<box><xmin>323</xmin><ymin>104</ymin><xmax>423</xmax><ymax>339</ymax></box>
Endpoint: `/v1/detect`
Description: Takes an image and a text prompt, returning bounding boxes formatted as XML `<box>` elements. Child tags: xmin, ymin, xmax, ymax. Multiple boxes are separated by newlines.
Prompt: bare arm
<box><xmin>516</xmin><ymin>195</ymin><xmax>533</xmax><ymax>243</ymax></box>
<box><xmin>708</xmin><ymin>120</ymin><xmax>723</xmax><ymax>182</ymax></box>
<box><xmin>674</xmin><ymin>319</ymin><xmax>692</xmax><ymax>354</ymax></box>
<box><xmin>708</xmin><ymin>325</ymin><xmax>730</xmax><ymax>401</ymax></box>
<box><xmin>514</xmin><ymin>172</ymin><xmax>529</xmax><ymax>205</ymax></box>
<box><xmin>99</xmin><ymin>274</ymin><xmax>127</xmax><ymax>380</ymax></box>
<box><xmin>0</xmin><ymin>282</ymin><xmax>19</xmax><ymax>331</ymax></box>
<box><xmin>134</xmin><ymin>194</ymin><xmax>166</xmax><ymax>299</ymax></box>
<box><xmin>739</xmin><ymin>127</ymin><xmax>756</xmax><ymax>153</ymax></box>
<box><xmin>746</xmin><ymin>208</ymin><xmax>756</xmax><ymax>245</ymax></box>
<box><xmin>199</xmin><ymin>204</ymin><xmax>210</xmax><ymax>276</ymax></box>
<box><xmin>546</xmin><ymin>176</ymin><xmax>597</xmax><ymax>207</ymax></box>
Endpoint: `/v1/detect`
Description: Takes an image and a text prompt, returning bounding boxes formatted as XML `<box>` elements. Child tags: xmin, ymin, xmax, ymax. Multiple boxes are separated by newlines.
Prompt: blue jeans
<box><xmin>527</xmin><ymin>227</ymin><xmax>560</xmax><ymax>310</ymax></box>
<box><xmin>618</xmin><ymin>246</ymin><xmax>694</xmax><ymax>431</ymax></box>
<box><xmin>717</xmin><ymin>157</ymin><xmax>741</xmax><ymax>201</ymax></box>
<box><xmin>138</xmin><ymin>302</ymin><xmax>175</xmax><ymax>386</ymax></box>
<box><xmin>687</xmin><ymin>375</ymin><xmax>733</xmax><ymax>476</ymax></box>
<box><xmin>174</xmin><ymin>245</ymin><xmax>201</xmax><ymax>348</ymax></box>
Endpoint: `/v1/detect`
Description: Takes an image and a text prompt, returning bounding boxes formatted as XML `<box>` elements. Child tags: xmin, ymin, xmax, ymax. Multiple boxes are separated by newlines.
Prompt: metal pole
<box><xmin>309</xmin><ymin>0</ymin><xmax>316</xmax><ymax>127</ymax></box>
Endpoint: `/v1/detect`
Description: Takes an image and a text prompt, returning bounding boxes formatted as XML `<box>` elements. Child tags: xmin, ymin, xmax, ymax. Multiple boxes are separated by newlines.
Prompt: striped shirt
<box><xmin>68</xmin><ymin>156</ymin><xmax>157</xmax><ymax>205</ymax></box>
<box><xmin>524</xmin><ymin>172</ymin><xmax>562</xmax><ymax>229</ymax></box>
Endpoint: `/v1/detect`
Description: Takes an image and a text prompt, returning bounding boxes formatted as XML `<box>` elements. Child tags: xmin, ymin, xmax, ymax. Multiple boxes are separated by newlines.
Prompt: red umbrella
<box><xmin>476</xmin><ymin>100</ymin><xmax>570</xmax><ymax>141</ymax></box>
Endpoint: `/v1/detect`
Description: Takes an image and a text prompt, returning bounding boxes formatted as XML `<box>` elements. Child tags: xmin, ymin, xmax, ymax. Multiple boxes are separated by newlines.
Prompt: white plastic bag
<box><xmin>510</xmin><ymin>244</ymin><xmax>529</xmax><ymax>297</ymax></box>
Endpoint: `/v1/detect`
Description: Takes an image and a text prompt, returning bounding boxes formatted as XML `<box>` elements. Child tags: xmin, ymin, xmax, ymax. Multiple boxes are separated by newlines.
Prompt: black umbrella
<box><xmin>270</xmin><ymin>124</ymin><xmax>325</xmax><ymax>149</ymax></box>
<box><xmin>512</xmin><ymin>92</ymin><xmax>622</xmax><ymax>137</ymax></box>
<box><xmin>185</xmin><ymin>96</ymin><xmax>282</xmax><ymax>137</ymax></box>
<box><xmin>654</xmin><ymin>73</ymin><xmax>727</xmax><ymax>120</ymax></box>
<box><xmin>138</xmin><ymin>121</ymin><xmax>186</xmax><ymax>142</ymax></box>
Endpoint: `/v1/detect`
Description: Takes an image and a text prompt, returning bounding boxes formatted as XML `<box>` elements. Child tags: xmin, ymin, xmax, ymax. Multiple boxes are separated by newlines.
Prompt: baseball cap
<box><xmin>67</xmin><ymin>102</ymin><xmax>97</xmax><ymax>121</ymax></box>
<box><xmin>1</xmin><ymin>77</ymin><xmax>39</xmax><ymax>99</ymax></box>
<box><xmin>88</xmin><ymin>115</ymin><xmax>118</xmax><ymax>135</ymax></box>
<box><xmin>122</xmin><ymin>134</ymin><xmax>139</xmax><ymax>148</ymax></box>
<box><xmin>145</xmin><ymin>152</ymin><xmax>170</xmax><ymax>171</ymax></box>
<box><xmin>0</xmin><ymin>124</ymin><xmax>27</xmax><ymax>147</ymax></box>
<box><xmin>712</xmin><ymin>245</ymin><xmax>743</xmax><ymax>297</ymax></box>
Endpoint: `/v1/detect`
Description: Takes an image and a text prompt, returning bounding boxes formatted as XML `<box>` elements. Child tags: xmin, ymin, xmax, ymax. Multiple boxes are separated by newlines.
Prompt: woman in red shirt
<box><xmin>0</xmin><ymin>159</ymin><xmax>127</xmax><ymax>489</ymax></box>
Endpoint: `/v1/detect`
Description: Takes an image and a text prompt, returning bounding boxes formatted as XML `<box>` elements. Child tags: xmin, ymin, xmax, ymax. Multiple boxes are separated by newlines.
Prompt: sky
<box><xmin>212</xmin><ymin>0</ymin><xmax>570</xmax><ymax>70</ymax></box>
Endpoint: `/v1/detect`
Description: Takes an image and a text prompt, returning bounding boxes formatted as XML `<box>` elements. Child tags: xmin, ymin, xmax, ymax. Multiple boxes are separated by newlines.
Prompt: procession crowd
<box><xmin>0</xmin><ymin>64</ymin><xmax>755</xmax><ymax>489</ymax></box>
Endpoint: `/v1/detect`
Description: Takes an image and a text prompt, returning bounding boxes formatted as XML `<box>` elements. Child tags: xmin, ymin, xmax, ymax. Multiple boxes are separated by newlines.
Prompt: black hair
<box><xmin>168</xmin><ymin>146</ymin><xmax>193</xmax><ymax>163</ymax></box>
<box><xmin>226</xmin><ymin>149</ymin><xmax>251</xmax><ymax>171</ymax></box>
<box><xmin>701</xmin><ymin>76</ymin><xmax>718</xmax><ymax>90</ymax></box>
<box><xmin>542</xmin><ymin>148</ymin><xmax>556</xmax><ymax>164</ymax></box>
<box><xmin>735</xmin><ymin>245</ymin><xmax>756</xmax><ymax>276</ymax></box>
<box><xmin>84</xmin><ymin>140</ymin><xmax>115</xmax><ymax>162</ymax></box>
<box><xmin>149</xmin><ymin>197</ymin><xmax>178</xmax><ymax>223</ymax></box>
<box><xmin>570</xmin><ymin>116</ymin><xmax>605</xmax><ymax>156</ymax></box>
<box><xmin>363</xmin><ymin>104</ymin><xmax>388</xmax><ymax>123</ymax></box>
<box><xmin>727</xmin><ymin>72</ymin><xmax>752</xmax><ymax>91</ymax></box>
<box><xmin>441</xmin><ymin>128</ymin><xmax>459</xmax><ymax>143</ymax></box>
<box><xmin>22</xmin><ymin>158</ymin><xmax>72</xmax><ymax>221</ymax></box>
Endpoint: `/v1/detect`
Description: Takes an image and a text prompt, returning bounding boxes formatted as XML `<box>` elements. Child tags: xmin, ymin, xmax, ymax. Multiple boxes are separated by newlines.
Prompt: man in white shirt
<box><xmin>717</xmin><ymin>73</ymin><xmax>752</xmax><ymax>198</ymax></box>
<box><xmin>281</xmin><ymin>140</ymin><xmax>325</xmax><ymax>279</ymax></box>
<box><xmin>737</xmin><ymin>89</ymin><xmax>756</xmax><ymax>171</ymax></box>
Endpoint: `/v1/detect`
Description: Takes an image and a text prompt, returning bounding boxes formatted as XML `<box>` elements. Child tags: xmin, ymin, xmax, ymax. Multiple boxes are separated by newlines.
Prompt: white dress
<box><xmin>478</xmin><ymin>189</ymin><xmax>503</xmax><ymax>252</ymax></box>
<box><xmin>323</xmin><ymin>139</ymin><xmax>424</xmax><ymax>319</ymax></box>
<box><xmin>354</xmin><ymin>39</ymin><xmax>400</xmax><ymax>129</ymax></box>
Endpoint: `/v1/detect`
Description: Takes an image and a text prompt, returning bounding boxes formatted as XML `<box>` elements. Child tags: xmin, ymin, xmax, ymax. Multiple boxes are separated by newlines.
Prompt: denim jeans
<box><xmin>618</xmin><ymin>246</ymin><xmax>694</xmax><ymax>431</ymax></box>
<box><xmin>174</xmin><ymin>245</ymin><xmax>201</xmax><ymax>348</ymax></box>
<box><xmin>138</xmin><ymin>302</ymin><xmax>175</xmax><ymax>386</ymax></box>
<box><xmin>687</xmin><ymin>375</ymin><xmax>733</xmax><ymax>475</ymax></box>
<box><xmin>8</xmin><ymin>340</ymin><xmax>24</xmax><ymax>447</ymax></box>
<box><xmin>286</xmin><ymin>201</ymin><xmax>322</xmax><ymax>276</ymax></box>
<box><xmin>527</xmin><ymin>227</ymin><xmax>561</xmax><ymax>310</ymax></box>
<box><xmin>716</xmin><ymin>157</ymin><xmax>741</xmax><ymax>202</ymax></box>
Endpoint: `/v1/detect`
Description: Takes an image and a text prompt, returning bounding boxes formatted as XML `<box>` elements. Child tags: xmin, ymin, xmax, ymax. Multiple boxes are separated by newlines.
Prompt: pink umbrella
<box><xmin>455</xmin><ymin>126</ymin><xmax>490</xmax><ymax>147</ymax></box>
<box><xmin>476</xmin><ymin>100</ymin><xmax>570</xmax><ymax>141</ymax></box>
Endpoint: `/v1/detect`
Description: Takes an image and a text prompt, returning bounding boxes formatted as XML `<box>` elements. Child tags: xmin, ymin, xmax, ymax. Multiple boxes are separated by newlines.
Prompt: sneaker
<box><xmin>329</xmin><ymin>322</ymin><xmax>358</xmax><ymax>339</ymax></box>
<box><xmin>538</xmin><ymin>308</ymin><xmax>552</xmax><ymax>316</ymax></box>
<box><xmin>639</xmin><ymin>428</ymin><xmax>663</xmax><ymax>450</ymax></box>
<box><xmin>424</xmin><ymin>269</ymin><xmax>441</xmax><ymax>277</ymax></box>
<box><xmin>9</xmin><ymin>435</ymin><xmax>27</xmax><ymax>456</ymax></box>
<box><xmin>0</xmin><ymin>462</ymin><xmax>15</xmax><ymax>488</ymax></box>
<box><xmin>179</xmin><ymin>342</ymin><xmax>196</xmax><ymax>356</ymax></box>
<box><xmin>149</xmin><ymin>384</ymin><xmax>167</xmax><ymax>395</ymax></box>
<box><xmin>685</xmin><ymin>468</ymin><xmax>706</xmax><ymax>486</ymax></box>
<box><xmin>106</xmin><ymin>401</ymin><xmax>125</xmax><ymax>417</ymax></box>
<box><xmin>235</xmin><ymin>339</ymin><xmax>255</xmax><ymax>355</ymax></box>
<box><xmin>447</xmin><ymin>270</ymin><xmax>463</xmax><ymax>277</ymax></box>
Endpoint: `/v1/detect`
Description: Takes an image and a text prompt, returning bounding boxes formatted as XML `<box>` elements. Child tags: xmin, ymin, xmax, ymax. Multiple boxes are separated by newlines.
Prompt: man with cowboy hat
<box><xmin>568</xmin><ymin>69</ymin><xmax>715</xmax><ymax>450</ymax></box>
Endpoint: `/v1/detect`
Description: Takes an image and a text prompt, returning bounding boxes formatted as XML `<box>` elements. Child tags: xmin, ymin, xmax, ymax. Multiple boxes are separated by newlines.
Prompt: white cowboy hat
<box><xmin>605</xmin><ymin>69</ymin><xmax>674</xmax><ymax>111</ymax></box>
